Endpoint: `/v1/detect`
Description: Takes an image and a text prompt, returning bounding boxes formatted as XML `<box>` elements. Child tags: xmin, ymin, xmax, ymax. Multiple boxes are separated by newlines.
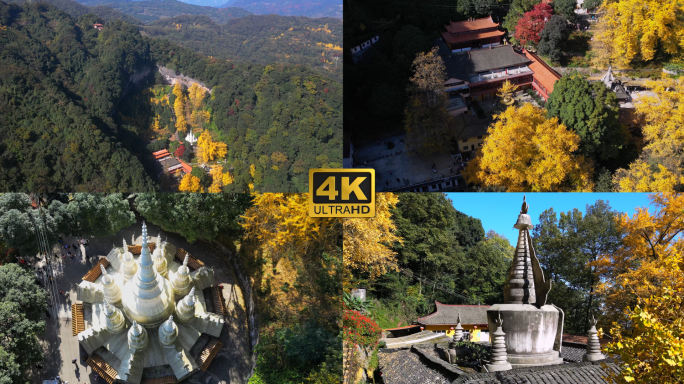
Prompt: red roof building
<box><xmin>152</xmin><ymin>149</ymin><xmax>170</xmax><ymax>160</ymax></box>
<box><xmin>179</xmin><ymin>160</ymin><xmax>192</xmax><ymax>174</ymax></box>
<box><xmin>93</xmin><ymin>23</ymin><xmax>103</xmax><ymax>31</ymax></box>
<box><xmin>441</xmin><ymin>17</ymin><xmax>505</xmax><ymax>52</ymax></box>
<box><xmin>523</xmin><ymin>50</ymin><xmax>562</xmax><ymax>101</ymax></box>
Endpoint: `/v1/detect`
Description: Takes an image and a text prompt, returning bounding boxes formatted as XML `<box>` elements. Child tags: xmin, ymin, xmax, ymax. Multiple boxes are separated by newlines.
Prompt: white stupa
<box><xmin>76</xmin><ymin>222</ymin><xmax>224</xmax><ymax>384</ymax></box>
<box><xmin>121</xmin><ymin>223</ymin><xmax>176</xmax><ymax>328</ymax></box>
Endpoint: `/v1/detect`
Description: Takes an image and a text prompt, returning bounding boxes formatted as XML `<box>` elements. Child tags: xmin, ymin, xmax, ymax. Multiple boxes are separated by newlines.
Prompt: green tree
<box><xmin>60</xmin><ymin>194</ymin><xmax>135</xmax><ymax>237</ymax></box>
<box><xmin>546</xmin><ymin>76</ymin><xmax>626</xmax><ymax>166</ymax></box>
<box><xmin>460</xmin><ymin>231</ymin><xmax>513</xmax><ymax>304</ymax></box>
<box><xmin>392</xmin><ymin>25</ymin><xmax>429</xmax><ymax>66</ymax></box>
<box><xmin>0</xmin><ymin>264</ymin><xmax>47</xmax><ymax>384</ymax></box>
<box><xmin>582</xmin><ymin>0</ymin><xmax>603</xmax><ymax>11</ymax></box>
<box><xmin>532</xmin><ymin>200</ymin><xmax>624</xmax><ymax>334</ymax></box>
<box><xmin>135</xmin><ymin>193</ymin><xmax>253</xmax><ymax>242</ymax></box>
<box><xmin>537</xmin><ymin>15</ymin><xmax>569</xmax><ymax>63</ymax></box>
<box><xmin>552</xmin><ymin>0</ymin><xmax>576</xmax><ymax>21</ymax></box>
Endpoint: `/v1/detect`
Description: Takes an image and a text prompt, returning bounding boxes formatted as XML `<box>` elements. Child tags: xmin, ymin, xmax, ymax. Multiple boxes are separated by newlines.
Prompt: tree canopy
<box><xmin>514</xmin><ymin>3</ymin><xmax>553</xmax><ymax>48</ymax></box>
<box><xmin>613</xmin><ymin>78</ymin><xmax>684</xmax><ymax>192</ymax></box>
<box><xmin>537</xmin><ymin>15</ymin><xmax>569</xmax><ymax>63</ymax></box>
<box><xmin>464</xmin><ymin>103</ymin><xmax>594</xmax><ymax>192</ymax></box>
<box><xmin>546</xmin><ymin>76</ymin><xmax>626</xmax><ymax>166</ymax></box>
<box><xmin>0</xmin><ymin>264</ymin><xmax>47</xmax><ymax>384</ymax></box>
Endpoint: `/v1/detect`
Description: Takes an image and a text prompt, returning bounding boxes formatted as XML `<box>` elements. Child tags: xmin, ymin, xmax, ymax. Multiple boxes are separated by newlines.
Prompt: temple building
<box><xmin>73</xmin><ymin>223</ymin><xmax>226</xmax><ymax>384</ymax></box>
<box><xmin>415</xmin><ymin>303</ymin><xmax>490</xmax><ymax>341</ymax></box>
<box><xmin>436</xmin><ymin>39</ymin><xmax>562</xmax><ymax>116</ymax></box>
<box><xmin>441</xmin><ymin>17</ymin><xmax>505</xmax><ymax>52</ymax></box>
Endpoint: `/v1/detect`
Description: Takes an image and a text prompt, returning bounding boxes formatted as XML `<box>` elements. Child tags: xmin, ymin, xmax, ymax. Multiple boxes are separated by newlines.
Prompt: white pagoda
<box><xmin>76</xmin><ymin>222</ymin><xmax>224</xmax><ymax>383</ymax></box>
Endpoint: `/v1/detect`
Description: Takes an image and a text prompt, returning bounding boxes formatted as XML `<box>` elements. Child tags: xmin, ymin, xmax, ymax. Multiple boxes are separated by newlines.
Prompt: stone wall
<box><xmin>158</xmin><ymin>66</ymin><xmax>212</xmax><ymax>94</ymax></box>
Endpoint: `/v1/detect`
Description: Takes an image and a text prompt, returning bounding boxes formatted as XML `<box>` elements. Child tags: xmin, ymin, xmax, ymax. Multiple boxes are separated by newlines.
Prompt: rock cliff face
<box><xmin>158</xmin><ymin>66</ymin><xmax>212</xmax><ymax>93</ymax></box>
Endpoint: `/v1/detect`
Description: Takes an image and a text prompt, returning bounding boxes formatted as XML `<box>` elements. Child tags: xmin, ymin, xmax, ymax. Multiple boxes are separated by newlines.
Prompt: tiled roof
<box><xmin>561</xmin><ymin>345</ymin><xmax>587</xmax><ymax>362</ymax></box>
<box><xmin>456</xmin><ymin>122</ymin><xmax>490</xmax><ymax>141</ymax></box>
<box><xmin>458</xmin><ymin>46</ymin><xmax>531</xmax><ymax>74</ymax></box>
<box><xmin>380</xmin><ymin>347</ymin><xmax>620</xmax><ymax>384</ymax></box>
<box><xmin>416</xmin><ymin>302</ymin><xmax>490</xmax><ymax>325</ymax></box>
<box><xmin>379</xmin><ymin>348</ymin><xmax>453</xmax><ymax>384</ymax></box>
<box><xmin>455</xmin><ymin>362</ymin><xmax>620</xmax><ymax>384</ymax></box>
<box><xmin>562</xmin><ymin>334</ymin><xmax>611</xmax><ymax>346</ymax></box>
<box><xmin>445</xmin><ymin>17</ymin><xmax>498</xmax><ymax>34</ymax></box>
<box><xmin>441</xmin><ymin>30</ymin><xmax>505</xmax><ymax>45</ymax></box>
<box><xmin>524</xmin><ymin>50</ymin><xmax>561</xmax><ymax>95</ymax></box>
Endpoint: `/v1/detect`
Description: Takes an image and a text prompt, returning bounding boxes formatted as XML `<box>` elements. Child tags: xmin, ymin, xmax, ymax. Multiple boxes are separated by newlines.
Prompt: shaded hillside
<box><xmin>219</xmin><ymin>0</ymin><xmax>341</xmax><ymax>18</ymax></box>
<box><xmin>7</xmin><ymin>0</ymin><xmax>143</xmax><ymax>24</ymax></box>
<box><xmin>142</xmin><ymin>14</ymin><xmax>342</xmax><ymax>81</ymax></box>
<box><xmin>0</xmin><ymin>1</ymin><xmax>156</xmax><ymax>191</ymax></box>
<box><xmin>76</xmin><ymin>0</ymin><xmax>251</xmax><ymax>23</ymax></box>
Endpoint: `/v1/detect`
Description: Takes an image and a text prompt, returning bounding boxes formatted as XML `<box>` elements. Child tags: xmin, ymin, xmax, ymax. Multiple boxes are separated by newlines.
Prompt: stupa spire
<box><xmin>171</xmin><ymin>255</ymin><xmax>192</xmax><ymax>296</ymax></box>
<box><xmin>101</xmin><ymin>264</ymin><xmax>122</xmax><ymax>304</ymax></box>
<box><xmin>175</xmin><ymin>287</ymin><xmax>196</xmax><ymax>323</ymax></box>
<box><xmin>504</xmin><ymin>196</ymin><xmax>551</xmax><ymax>307</ymax></box>
<box><xmin>158</xmin><ymin>315</ymin><xmax>179</xmax><ymax>346</ymax></box>
<box><xmin>583</xmin><ymin>316</ymin><xmax>606</xmax><ymax>361</ymax></box>
<box><xmin>103</xmin><ymin>299</ymin><xmax>126</xmax><ymax>334</ymax></box>
<box><xmin>128</xmin><ymin>320</ymin><xmax>149</xmax><ymax>351</ymax></box>
<box><xmin>138</xmin><ymin>221</ymin><xmax>156</xmax><ymax>283</ymax></box>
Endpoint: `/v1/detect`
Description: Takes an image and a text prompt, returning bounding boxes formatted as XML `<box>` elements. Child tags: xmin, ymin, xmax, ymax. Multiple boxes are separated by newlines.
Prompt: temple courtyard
<box><xmin>28</xmin><ymin>222</ymin><xmax>252</xmax><ymax>384</ymax></box>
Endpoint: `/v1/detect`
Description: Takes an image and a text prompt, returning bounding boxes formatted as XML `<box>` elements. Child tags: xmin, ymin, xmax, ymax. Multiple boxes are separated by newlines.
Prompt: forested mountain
<box><xmin>219</xmin><ymin>0</ymin><xmax>342</xmax><ymax>18</ymax></box>
<box><xmin>0</xmin><ymin>1</ymin><xmax>342</xmax><ymax>192</ymax></box>
<box><xmin>75</xmin><ymin>0</ymin><xmax>251</xmax><ymax>24</ymax></box>
<box><xmin>142</xmin><ymin>14</ymin><xmax>342</xmax><ymax>81</ymax></box>
<box><xmin>8</xmin><ymin>0</ymin><xmax>143</xmax><ymax>23</ymax></box>
<box><xmin>0</xmin><ymin>2</ymin><xmax>157</xmax><ymax>191</ymax></box>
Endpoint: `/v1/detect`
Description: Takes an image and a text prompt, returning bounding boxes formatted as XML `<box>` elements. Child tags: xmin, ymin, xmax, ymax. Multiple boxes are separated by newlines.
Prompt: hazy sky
<box><xmin>446</xmin><ymin>193</ymin><xmax>653</xmax><ymax>245</ymax></box>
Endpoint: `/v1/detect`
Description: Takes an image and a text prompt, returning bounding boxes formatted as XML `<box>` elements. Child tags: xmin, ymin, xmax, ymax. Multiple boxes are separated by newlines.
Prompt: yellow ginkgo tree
<box><xmin>343</xmin><ymin>193</ymin><xmax>403</xmax><ymax>287</ymax></box>
<box><xmin>614</xmin><ymin>77</ymin><xmax>684</xmax><ymax>192</ymax></box>
<box><xmin>196</xmin><ymin>130</ymin><xmax>227</xmax><ymax>164</ymax></box>
<box><xmin>591</xmin><ymin>0</ymin><xmax>684</xmax><ymax>68</ymax></box>
<box><xmin>464</xmin><ymin>103</ymin><xmax>594</xmax><ymax>191</ymax></box>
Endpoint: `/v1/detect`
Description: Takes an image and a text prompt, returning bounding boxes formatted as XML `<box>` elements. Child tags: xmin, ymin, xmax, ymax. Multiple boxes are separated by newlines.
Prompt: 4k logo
<box><xmin>309</xmin><ymin>169</ymin><xmax>375</xmax><ymax>217</ymax></box>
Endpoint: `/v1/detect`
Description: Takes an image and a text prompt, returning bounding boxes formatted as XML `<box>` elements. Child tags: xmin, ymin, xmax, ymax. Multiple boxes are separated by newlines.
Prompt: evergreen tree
<box><xmin>546</xmin><ymin>76</ymin><xmax>626</xmax><ymax>166</ymax></box>
<box><xmin>538</xmin><ymin>15</ymin><xmax>569</xmax><ymax>63</ymax></box>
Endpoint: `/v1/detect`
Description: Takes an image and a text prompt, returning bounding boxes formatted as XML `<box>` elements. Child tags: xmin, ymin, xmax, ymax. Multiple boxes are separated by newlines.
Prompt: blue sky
<box><xmin>446</xmin><ymin>193</ymin><xmax>653</xmax><ymax>245</ymax></box>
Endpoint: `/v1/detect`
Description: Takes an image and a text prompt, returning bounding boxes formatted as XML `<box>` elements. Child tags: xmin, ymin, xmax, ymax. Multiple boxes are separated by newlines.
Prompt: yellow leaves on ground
<box><xmin>172</xmin><ymin>82</ymin><xmax>187</xmax><ymax>133</ymax></box>
<box><xmin>343</xmin><ymin>193</ymin><xmax>402</xmax><ymax>286</ymax></box>
<box><xmin>196</xmin><ymin>130</ymin><xmax>227</xmax><ymax>164</ymax></box>
<box><xmin>614</xmin><ymin>78</ymin><xmax>684</xmax><ymax>191</ymax></box>
<box><xmin>591</xmin><ymin>0</ymin><xmax>684</xmax><ymax>68</ymax></box>
<box><xmin>464</xmin><ymin>103</ymin><xmax>594</xmax><ymax>191</ymax></box>
<box><xmin>179</xmin><ymin>173</ymin><xmax>203</xmax><ymax>192</ymax></box>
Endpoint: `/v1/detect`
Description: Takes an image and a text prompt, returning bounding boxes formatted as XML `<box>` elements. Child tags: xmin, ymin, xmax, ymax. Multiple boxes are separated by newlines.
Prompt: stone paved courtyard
<box><xmin>29</xmin><ymin>222</ymin><xmax>251</xmax><ymax>384</ymax></box>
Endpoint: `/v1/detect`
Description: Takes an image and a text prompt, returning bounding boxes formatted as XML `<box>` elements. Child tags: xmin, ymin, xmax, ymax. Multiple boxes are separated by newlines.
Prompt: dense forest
<box><xmin>75</xmin><ymin>0</ymin><xmax>251</xmax><ymax>24</ymax></box>
<box><xmin>9</xmin><ymin>0</ymin><xmax>143</xmax><ymax>24</ymax></box>
<box><xmin>219</xmin><ymin>0</ymin><xmax>342</xmax><ymax>19</ymax></box>
<box><xmin>0</xmin><ymin>1</ymin><xmax>342</xmax><ymax>192</ymax></box>
<box><xmin>142</xmin><ymin>14</ymin><xmax>342</xmax><ymax>81</ymax></box>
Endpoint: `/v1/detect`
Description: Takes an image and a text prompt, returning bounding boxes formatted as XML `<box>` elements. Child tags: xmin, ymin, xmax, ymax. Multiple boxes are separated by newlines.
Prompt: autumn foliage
<box><xmin>196</xmin><ymin>130</ymin><xmax>227</xmax><ymax>164</ymax></box>
<box><xmin>614</xmin><ymin>78</ymin><xmax>684</xmax><ymax>192</ymax></box>
<box><xmin>590</xmin><ymin>194</ymin><xmax>684</xmax><ymax>382</ymax></box>
<box><xmin>172</xmin><ymin>82</ymin><xmax>187</xmax><ymax>133</ymax></box>
<box><xmin>178</xmin><ymin>173</ymin><xmax>202</xmax><ymax>192</ymax></box>
<box><xmin>591</xmin><ymin>0</ymin><xmax>684</xmax><ymax>68</ymax></box>
<box><xmin>464</xmin><ymin>103</ymin><xmax>594</xmax><ymax>191</ymax></box>
<box><xmin>343</xmin><ymin>193</ymin><xmax>402</xmax><ymax>286</ymax></box>
<box><xmin>514</xmin><ymin>3</ymin><xmax>553</xmax><ymax>48</ymax></box>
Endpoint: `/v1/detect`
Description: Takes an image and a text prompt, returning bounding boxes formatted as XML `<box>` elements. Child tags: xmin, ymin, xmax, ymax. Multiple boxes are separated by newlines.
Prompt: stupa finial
<box><xmin>521</xmin><ymin>195</ymin><xmax>528</xmax><ymax>214</ymax></box>
<box><xmin>100</xmin><ymin>264</ymin><xmax>107</xmax><ymax>275</ymax></box>
<box><xmin>183</xmin><ymin>254</ymin><xmax>189</xmax><ymax>266</ymax></box>
<box><xmin>132</xmin><ymin>321</ymin><xmax>140</xmax><ymax>336</ymax></box>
